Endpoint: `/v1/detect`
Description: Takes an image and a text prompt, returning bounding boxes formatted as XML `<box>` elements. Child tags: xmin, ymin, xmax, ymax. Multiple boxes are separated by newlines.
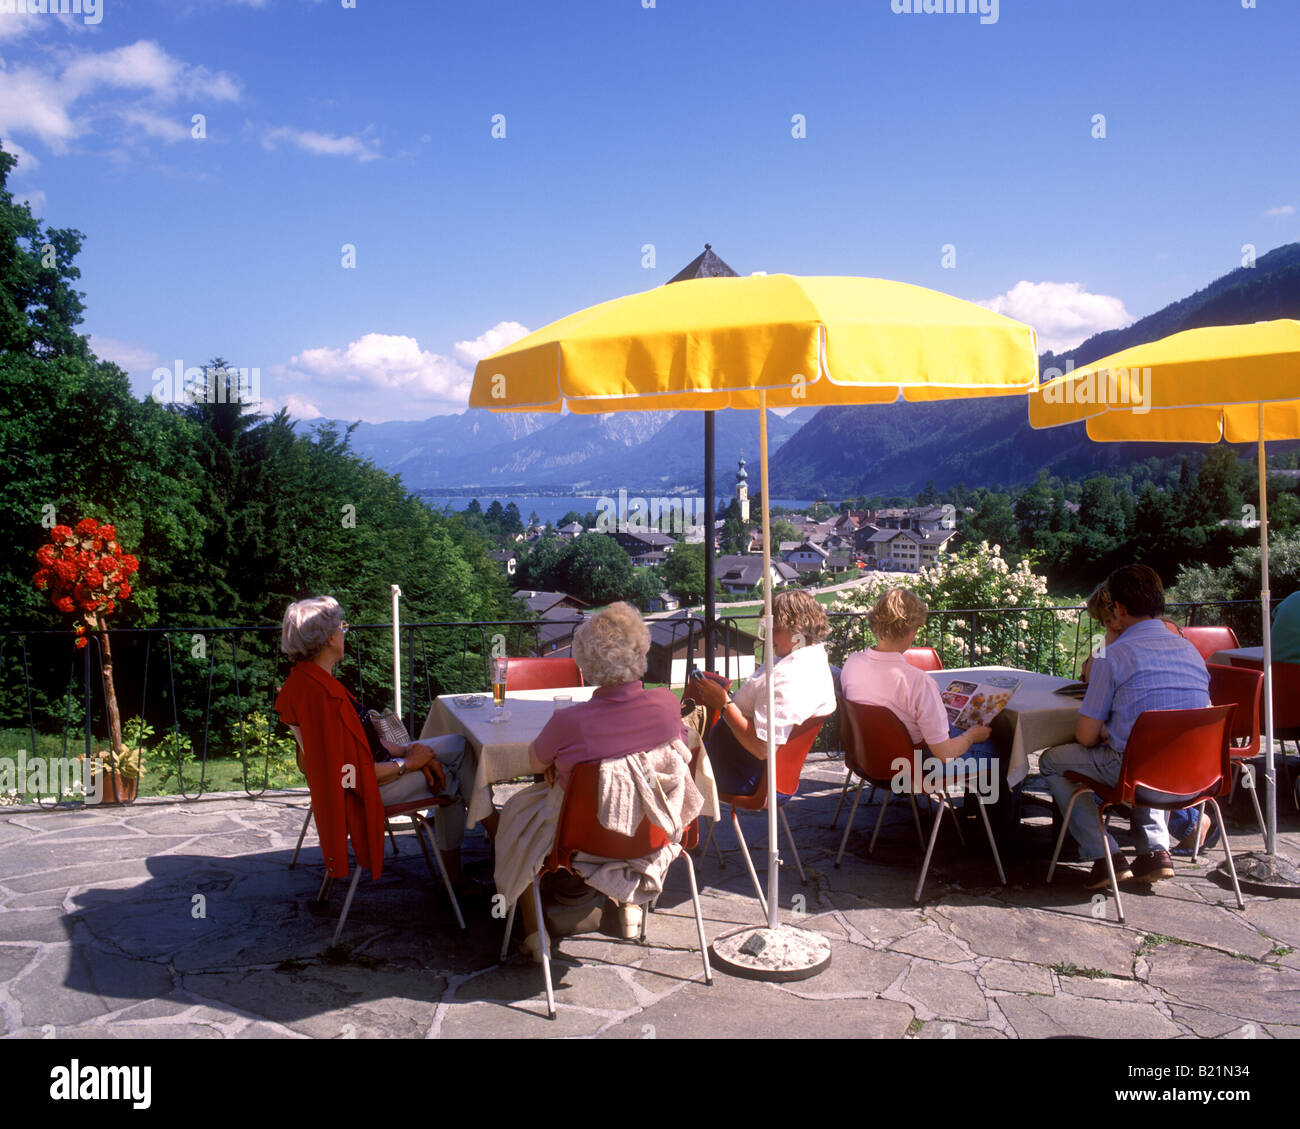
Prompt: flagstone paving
<box><xmin>2</xmin><ymin>759</ymin><xmax>1298</xmax><ymax>1039</ymax></box>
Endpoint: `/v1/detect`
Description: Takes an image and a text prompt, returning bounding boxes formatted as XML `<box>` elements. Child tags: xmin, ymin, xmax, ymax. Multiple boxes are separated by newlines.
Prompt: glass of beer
<box><xmin>488</xmin><ymin>656</ymin><xmax>509</xmax><ymax>723</ymax></box>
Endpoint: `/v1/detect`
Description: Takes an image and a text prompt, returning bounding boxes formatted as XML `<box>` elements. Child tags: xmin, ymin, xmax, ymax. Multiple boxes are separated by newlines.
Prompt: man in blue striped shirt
<box><xmin>1041</xmin><ymin>565</ymin><xmax>1209</xmax><ymax>888</ymax></box>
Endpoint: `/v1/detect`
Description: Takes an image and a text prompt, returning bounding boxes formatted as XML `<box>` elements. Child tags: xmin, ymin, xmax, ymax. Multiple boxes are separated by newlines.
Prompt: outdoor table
<box><xmin>1209</xmin><ymin>645</ymin><xmax>1265</xmax><ymax>666</ymax></box>
<box><xmin>928</xmin><ymin>666</ymin><xmax>1083</xmax><ymax>788</ymax></box>
<box><xmin>420</xmin><ymin>686</ymin><xmax>596</xmax><ymax>827</ymax></box>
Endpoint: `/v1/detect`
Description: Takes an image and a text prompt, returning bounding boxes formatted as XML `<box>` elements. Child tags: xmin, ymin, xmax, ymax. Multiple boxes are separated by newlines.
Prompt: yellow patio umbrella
<box><xmin>472</xmin><ymin>272</ymin><xmax>1041</xmax><ymax>977</ymax></box>
<box><xmin>1029</xmin><ymin>318</ymin><xmax>1300</xmax><ymax>865</ymax></box>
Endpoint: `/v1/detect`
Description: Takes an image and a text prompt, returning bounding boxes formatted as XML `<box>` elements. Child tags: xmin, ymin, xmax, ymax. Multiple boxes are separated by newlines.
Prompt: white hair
<box><xmin>571</xmin><ymin>602</ymin><xmax>649</xmax><ymax>686</ymax></box>
<box><xmin>281</xmin><ymin>596</ymin><xmax>343</xmax><ymax>662</ymax></box>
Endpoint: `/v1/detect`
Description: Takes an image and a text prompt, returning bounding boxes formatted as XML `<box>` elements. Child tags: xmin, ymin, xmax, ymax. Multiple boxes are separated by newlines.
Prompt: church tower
<box><xmin>736</xmin><ymin>453</ymin><xmax>750</xmax><ymax>523</ymax></box>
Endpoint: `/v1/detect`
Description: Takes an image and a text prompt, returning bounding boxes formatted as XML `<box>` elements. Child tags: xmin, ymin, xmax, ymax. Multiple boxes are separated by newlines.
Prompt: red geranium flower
<box><xmin>55</xmin><ymin>596</ymin><xmax>75</xmax><ymax>613</ymax></box>
<box><xmin>120</xmin><ymin>555</ymin><xmax>139</xmax><ymax>575</ymax></box>
<box><xmin>117</xmin><ymin>583</ymin><xmax>131</xmax><ymax>600</ymax></box>
<box><xmin>61</xmin><ymin>545</ymin><xmax>77</xmax><ymax>560</ymax></box>
<box><xmin>54</xmin><ymin>560</ymin><xmax>78</xmax><ymax>585</ymax></box>
<box><xmin>85</xmin><ymin>569</ymin><xmax>104</xmax><ymax>588</ymax></box>
<box><xmin>104</xmin><ymin>599</ymin><xmax>116</xmax><ymax>614</ymax></box>
<box><xmin>36</xmin><ymin>544</ymin><xmax>56</xmax><ymax>566</ymax></box>
<box><xmin>75</xmin><ymin>637</ymin><xmax>88</xmax><ymax>650</ymax></box>
<box><xmin>34</xmin><ymin>569</ymin><xmax>51</xmax><ymax>589</ymax></box>
<box><xmin>51</xmin><ymin>525</ymin><xmax>73</xmax><ymax>542</ymax></box>
<box><xmin>91</xmin><ymin>539</ymin><xmax>103</xmax><ymax>551</ymax></box>
<box><xmin>99</xmin><ymin>525</ymin><xmax>116</xmax><ymax>541</ymax></box>
<box><xmin>75</xmin><ymin>518</ymin><xmax>99</xmax><ymax>538</ymax></box>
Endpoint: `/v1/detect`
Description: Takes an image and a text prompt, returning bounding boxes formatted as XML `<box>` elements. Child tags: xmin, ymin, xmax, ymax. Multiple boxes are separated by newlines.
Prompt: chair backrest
<box><xmin>547</xmin><ymin>749</ymin><xmax>695</xmax><ymax>870</ymax></box>
<box><xmin>903</xmin><ymin>646</ymin><xmax>943</xmax><ymax>672</ymax></box>
<box><xmin>721</xmin><ymin>712</ymin><xmax>832</xmax><ymax>808</ymax></box>
<box><xmin>1115</xmin><ymin>705</ymin><xmax>1235</xmax><ymax>804</ymax></box>
<box><xmin>1207</xmin><ymin>662</ymin><xmax>1262</xmax><ymax>756</ymax></box>
<box><xmin>1182</xmin><ymin>625</ymin><xmax>1240</xmax><ymax>663</ymax></box>
<box><xmin>1227</xmin><ymin>656</ymin><xmax>1300</xmax><ymax>729</ymax></box>
<box><xmin>840</xmin><ymin>698</ymin><xmax>923</xmax><ymax>785</ymax></box>
<box><xmin>504</xmin><ymin>656</ymin><xmax>584</xmax><ymax>691</ymax></box>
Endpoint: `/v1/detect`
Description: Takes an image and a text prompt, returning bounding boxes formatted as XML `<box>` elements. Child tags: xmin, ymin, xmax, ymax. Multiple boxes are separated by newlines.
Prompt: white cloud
<box><xmin>286</xmin><ymin>333</ymin><xmax>473</xmax><ymax>402</ymax></box>
<box><xmin>0</xmin><ymin>40</ymin><xmax>239</xmax><ymax>153</ymax></box>
<box><xmin>5</xmin><ymin>140</ymin><xmax>40</xmax><ymax>171</ymax></box>
<box><xmin>453</xmin><ymin>320</ymin><xmax>530</xmax><ymax>366</ymax></box>
<box><xmin>89</xmin><ymin>336</ymin><xmax>160</xmax><ymax>371</ymax></box>
<box><xmin>14</xmin><ymin>188</ymin><xmax>46</xmax><ymax>213</ymax></box>
<box><xmin>980</xmin><ymin>280</ymin><xmax>1132</xmax><ymax>354</ymax></box>
<box><xmin>1265</xmin><ymin>204</ymin><xmax>1296</xmax><ymax>217</ymax></box>
<box><xmin>262</xmin><ymin>126</ymin><xmax>380</xmax><ymax>162</ymax></box>
<box><xmin>261</xmin><ymin>393</ymin><xmax>324</xmax><ymax>420</ymax></box>
<box><xmin>117</xmin><ymin>108</ymin><xmax>191</xmax><ymax>143</ymax></box>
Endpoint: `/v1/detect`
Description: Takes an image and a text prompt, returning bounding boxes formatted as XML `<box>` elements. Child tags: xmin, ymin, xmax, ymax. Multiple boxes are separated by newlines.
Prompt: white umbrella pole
<box><xmin>1258</xmin><ymin>407</ymin><xmax>1277</xmax><ymax>856</ymax></box>
<box><xmin>759</xmin><ymin>393</ymin><xmax>779</xmax><ymax>930</ymax></box>
<box><xmin>391</xmin><ymin>584</ymin><xmax>403</xmax><ymax>723</ymax></box>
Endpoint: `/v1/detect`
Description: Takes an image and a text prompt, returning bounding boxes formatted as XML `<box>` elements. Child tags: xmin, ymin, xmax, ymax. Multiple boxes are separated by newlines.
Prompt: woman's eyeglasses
<box><xmin>340</xmin><ymin>622</ymin><xmax>350</xmax><ymax>635</ymax></box>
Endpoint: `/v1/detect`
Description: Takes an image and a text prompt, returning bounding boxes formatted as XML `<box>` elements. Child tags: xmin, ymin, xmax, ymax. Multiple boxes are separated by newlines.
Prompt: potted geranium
<box><xmin>33</xmin><ymin>519</ymin><xmax>142</xmax><ymax>803</ymax></box>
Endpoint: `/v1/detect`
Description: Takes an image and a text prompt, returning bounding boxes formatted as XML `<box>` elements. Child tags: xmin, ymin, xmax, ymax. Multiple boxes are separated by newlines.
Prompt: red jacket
<box><xmin>276</xmin><ymin>661</ymin><xmax>386</xmax><ymax>880</ymax></box>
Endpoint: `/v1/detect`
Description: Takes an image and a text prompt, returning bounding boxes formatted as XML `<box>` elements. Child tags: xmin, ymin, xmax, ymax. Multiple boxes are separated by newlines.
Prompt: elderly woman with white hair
<box><xmin>494</xmin><ymin>601</ymin><xmax>693</xmax><ymax>951</ymax></box>
<box><xmin>275</xmin><ymin>596</ymin><xmax>489</xmax><ymax>888</ymax></box>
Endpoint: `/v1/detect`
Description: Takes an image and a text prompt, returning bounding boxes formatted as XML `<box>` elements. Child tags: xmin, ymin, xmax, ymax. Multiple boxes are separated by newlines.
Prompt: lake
<box><xmin>419</xmin><ymin>494</ymin><xmax>820</xmax><ymax>526</ymax></box>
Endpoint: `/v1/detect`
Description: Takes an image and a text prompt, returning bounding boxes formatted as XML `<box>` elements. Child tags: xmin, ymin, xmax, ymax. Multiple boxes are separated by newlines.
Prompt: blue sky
<box><xmin>3</xmin><ymin>0</ymin><xmax>1297</xmax><ymax>422</ymax></box>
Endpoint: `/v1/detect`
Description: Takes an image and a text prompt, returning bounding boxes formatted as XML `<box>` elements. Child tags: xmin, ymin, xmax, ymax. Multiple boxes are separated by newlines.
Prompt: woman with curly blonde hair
<box><xmin>687</xmin><ymin>588</ymin><xmax>837</xmax><ymax>796</ymax></box>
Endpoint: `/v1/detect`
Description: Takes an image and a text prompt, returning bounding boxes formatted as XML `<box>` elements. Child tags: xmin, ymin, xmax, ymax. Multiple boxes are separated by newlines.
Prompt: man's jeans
<box><xmin>1039</xmin><ymin>742</ymin><xmax>1201</xmax><ymax>860</ymax></box>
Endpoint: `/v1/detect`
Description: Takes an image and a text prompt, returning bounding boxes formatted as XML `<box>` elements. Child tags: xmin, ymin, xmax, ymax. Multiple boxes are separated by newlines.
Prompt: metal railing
<box><xmin>0</xmin><ymin>600</ymin><xmax>1270</xmax><ymax>803</ymax></box>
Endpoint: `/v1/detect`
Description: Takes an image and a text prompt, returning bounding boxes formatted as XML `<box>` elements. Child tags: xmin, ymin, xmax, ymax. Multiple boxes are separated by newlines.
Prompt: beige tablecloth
<box><xmin>419</xmin><ymin>687</ymin><xmax>720</xmax><ymax>827</ymax></box>
<box><xmin>929</xmin><ymin>666</ymin><xmax>1083</xmax><ymax>787</ymax></box>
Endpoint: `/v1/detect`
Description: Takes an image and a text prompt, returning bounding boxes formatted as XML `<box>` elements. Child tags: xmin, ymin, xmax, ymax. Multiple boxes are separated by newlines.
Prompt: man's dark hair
<box><xmin>1107</xmin><ymin>564</ymin><xmax>1165</xmax><ymax>619</ymax></box>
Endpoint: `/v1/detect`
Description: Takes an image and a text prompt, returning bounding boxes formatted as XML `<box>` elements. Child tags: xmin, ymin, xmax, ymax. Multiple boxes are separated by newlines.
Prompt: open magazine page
<box><xmin>940</xmin><ymin>674</ymin><xmax>1021</xmax><ymax>729</ymax></box>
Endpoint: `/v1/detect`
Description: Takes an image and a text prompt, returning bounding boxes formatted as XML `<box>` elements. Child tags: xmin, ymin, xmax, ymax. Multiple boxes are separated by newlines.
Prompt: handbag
<box><xmin>367</xmin><ymin>708</ymin><xmax>445</xmax><ymax>794</ymax></box>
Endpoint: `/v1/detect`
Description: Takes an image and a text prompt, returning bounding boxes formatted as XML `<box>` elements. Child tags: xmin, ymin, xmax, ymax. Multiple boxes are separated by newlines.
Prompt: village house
<box><xmin>644</xmin><ymin>612</ymin><xmax>761</xmax><ymax>685</ymax></box>
<box><xmin>487</xmin><ymin>548</ymin><xmax>517</xmax><ymax>577</ymax></box>
<box><xmin>715</xmin><ymin>554</ymin><xmax>800</xmax><ymax>595</ymax></box>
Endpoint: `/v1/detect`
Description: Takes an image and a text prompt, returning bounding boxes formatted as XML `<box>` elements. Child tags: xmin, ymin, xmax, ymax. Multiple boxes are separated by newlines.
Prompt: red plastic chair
<box><xmin>701</xmin><ymin>713</ymin><xmax>831</xmax><ymax>916</ymax></box>
<box><xmin>288</xmin><ymin>726</ymin><xmax>465</xmax><ymax>943</ymax></box>
<box><xmin>504</xmin><ymin>656</ymin><xmax>584</xmax><ymax>690</ymax></box>
<box><xmin>835</xmin><ymin>699</ymin><xmax>1005</xmax><ymax>902</ymax></box>
<box><xmin>1228</xmin><ymin>655</ymin><xmax>1300</xmax><ymax>809</ymax></box>
<box><xmin>1205</xmin><ymin>663</ymin><xmax>1267</xmax><ymax>840</ymax></box>
<box><xmin>1182</xmin><ymin>625</ymin><xmax>1240</xmax><ymax>664</ymax></box>
<box><xmin>1046</xmin><ymin>705</ymin><xmax>1243</xmax><ymax>922</ymax></box>
<box><xmin>904</xmin><ymin>646</ymin><xmax>944</xmax><ymax>672</ymax></box>
<box><xmin>504</xmin><ymin>753</ymin><xmax>711</xmax><ymax>1019</ymax></box>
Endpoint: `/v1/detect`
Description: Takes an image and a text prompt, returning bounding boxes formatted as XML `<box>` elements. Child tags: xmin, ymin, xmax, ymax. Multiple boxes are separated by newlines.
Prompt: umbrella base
<box><xmin>709</xmin><ymin>924</ymin><xmax>831</xmax><ymax>982</ymax></box>
<box><xmin>1220</xmin><ymin>850</ymin><xmax>1300</xmax><ymax>898</ymax></box>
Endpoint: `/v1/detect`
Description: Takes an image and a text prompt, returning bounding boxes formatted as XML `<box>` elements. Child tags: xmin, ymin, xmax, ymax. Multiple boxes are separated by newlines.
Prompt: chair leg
<box><xmin>331</xmin><ymin>867</ymin><xmax>364</xmax><ymax>947</ymax></box>
<box><xmin>386</xmin><ymin>818</ymin><xmax>400</xmax><ymax>856</ymax></box>
<box><xmin>701</xmin><ymin>817</ymin><xmax>727</xmax><ymax>868</ymax></box>
<box><xmin>1094</xmin><ymin>804</ymin><xmax>1124</xmax><ymax>923</ymax></box>
<box><xmin>830</xmin><ymin>768</ymin><xmax>853</xmax><ymax>829</ymax></box>
<box><xmin>1189</xmin><ymin>801</ymin><xmax>1208</xmax><ymax>864</ymax></box>
<box><xmin>1046</xmin><ymin>788</ymin><xmax>1087</xmax><ymax>884</ymax></box>
<box><xmin>1207</xmin><ymin>799</ymin><xmax>1245</xmax><ymax>910</ymax></box>
<box><xmin>419</xmin><ymin>817</ymin><xmax>466</xmax><ymax>932</ymax></box>
<box><xmin>779</xmin><ymin>805</ymin><xmax>806</xmax><ymax>885</ymax></box>
<box><xmin>947</xmin><ymin>793</ymin><xmax>967</xmax><ymax>849</ymax></box>
<box><xmin>908</xmin><ymin>792</ymin><xmax>924</xmax><ymax>849</ymax></box>
<box><xmin>680</xmin><ymin>850</ymin><xmax>713</xmax><ymax>985</ymax></box>
<box><xmin>914</xmin><ymin>793</ymin><xmax>946</xmax><ymax>903</ymax></box>
<box><xmin>730</xmin><ymin>809</ymin><xmax>768</xmax><ymax>918</ymax></box>
<box><xmin>835</xmin><ymin>779</ymin><xmax>865</xmax><ymax>867</ymax></box>
<box><xmin>316</xmin><ymin>872</ymin><xmax>332</xmax><ymax>902</ymax></box>
<box><xmin>290</xmin><ymin>805</ymin><xmax>313</xmax><ymax>869</ymax></box>
<box><xmin>868</xmin><ymin>787</ymin><xmax>892</xmax><ymax>855</ymax></box>
<box><xmin>532</xmin><ymin>875</ymin><xmax>555</xmax><ymax>1020</ymax></box>
<box><xmin>1237</xmin><ymin>763</ymin><xmax>1267</xmax><ymax>838</ymax></box>
<box><xmin>501</xmin><ymin>899</ymin><xmax>517</xmax><ymax>961</ymax></box>
<box><xmin>974</xmin><ymin>796</ymin><xmax>1007</xmax><ymax>886</ymax></box>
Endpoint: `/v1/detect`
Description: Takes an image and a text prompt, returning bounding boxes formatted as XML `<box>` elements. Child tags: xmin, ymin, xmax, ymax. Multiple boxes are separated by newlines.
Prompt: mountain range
<box><xmin>312</xmin><ymin>243</ymin><xmax>1300</xmax><ymax>498</ymax></box>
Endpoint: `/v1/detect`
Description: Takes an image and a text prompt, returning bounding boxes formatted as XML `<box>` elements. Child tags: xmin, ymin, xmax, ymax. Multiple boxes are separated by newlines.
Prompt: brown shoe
<box><xmin>1131</xmin><ymin>849</ymin><xmax>1175</xmax><ymax>884</ymax></box>
<box><xmin>1084</xmin><ymin>853</ymin><xmax>1132</xmax><ymax>889</ymax></box>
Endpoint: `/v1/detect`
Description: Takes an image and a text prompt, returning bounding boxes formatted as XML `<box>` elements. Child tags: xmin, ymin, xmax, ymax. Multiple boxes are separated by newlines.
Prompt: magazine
<box><xmin>939</xmin><ymin>675</ymin><xmax>1022</xmax><ymax>729</ymax></box>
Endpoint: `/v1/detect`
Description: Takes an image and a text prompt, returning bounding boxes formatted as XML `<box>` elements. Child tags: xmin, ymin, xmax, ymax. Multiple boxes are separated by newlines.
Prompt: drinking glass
<box><xmin>488</xmin><ymin>656</ymin><xmax>509</xmax><ymax>723</ymax></box>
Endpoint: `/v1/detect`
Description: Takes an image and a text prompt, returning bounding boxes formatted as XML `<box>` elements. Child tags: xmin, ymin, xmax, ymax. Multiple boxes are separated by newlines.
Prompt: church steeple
<box><xmin>736</xmin><ymin>453</ymin><xmax>749</xmax><ymax>523</ymax></box>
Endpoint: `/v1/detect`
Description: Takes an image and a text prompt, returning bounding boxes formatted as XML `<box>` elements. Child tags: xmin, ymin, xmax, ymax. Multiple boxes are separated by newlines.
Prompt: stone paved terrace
<box><xmin>3</xmin><ymin>759</ymin><xmax>1299</xmax><ymax>1041</ymax></box>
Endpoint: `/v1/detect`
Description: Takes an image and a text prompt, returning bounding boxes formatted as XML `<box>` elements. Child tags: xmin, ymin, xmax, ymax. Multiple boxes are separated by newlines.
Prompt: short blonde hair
<box><xmin>571</xmin><ymin>602</ymin><xmax>650</xmax><ymax>687</ymax></box>
<box><xmin>868</xmin><ymin>588</ymin><xmax>927</xmax><ymax>641</ymax></box>
<box><xmin>281</xmin><ymin>596</ymin><xmax>343</xmax><ymax>662</ymax></box>
<box><xmin>773</xmin><ymin>589</ymin><xmax>829</xmax><ymax>646</ymax></box>
<box><xmin>1085</xmin><ymin>582</ymin><xmax>1114</xmax><ymax>624</ymax></box>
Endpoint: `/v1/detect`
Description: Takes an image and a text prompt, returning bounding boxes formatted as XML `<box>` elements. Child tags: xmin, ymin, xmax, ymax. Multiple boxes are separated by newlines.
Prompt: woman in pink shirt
<box><xmin>840</xmin><ymin>588</ymin><xmax>998</xmax><ymax>792</ymax></box>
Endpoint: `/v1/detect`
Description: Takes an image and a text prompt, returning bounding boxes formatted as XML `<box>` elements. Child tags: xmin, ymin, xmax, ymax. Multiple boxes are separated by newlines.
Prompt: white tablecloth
<box><xmin>929</xmin><ymin>666</ymin><xmax>1083</xmax><ymax>788</ymax></box>
<box><xmin>420</xmin><ymin>687</ymin><xmax>596</xmax><ymax>826</ymax></box>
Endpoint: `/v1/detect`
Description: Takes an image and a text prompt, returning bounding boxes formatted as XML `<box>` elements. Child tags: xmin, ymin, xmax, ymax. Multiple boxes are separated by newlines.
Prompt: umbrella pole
<box><xmin>707</xmin><ymin>391</ymin><xmax>830</xmax><ymax>982</ymax></box>
<box><xmin>1258</xmin><ymin>409</ymin><xmax>1277</xmax><ymax>856</ymax></box>
<box><xmin>760</xmin><ymin>395</ymin><xmax>779</xmax><ymax>930</ymax></box>
<box><xmin>392</xmin><ymin>584</ymin><xmax>403</xmax><ymax>723</ymax></box>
